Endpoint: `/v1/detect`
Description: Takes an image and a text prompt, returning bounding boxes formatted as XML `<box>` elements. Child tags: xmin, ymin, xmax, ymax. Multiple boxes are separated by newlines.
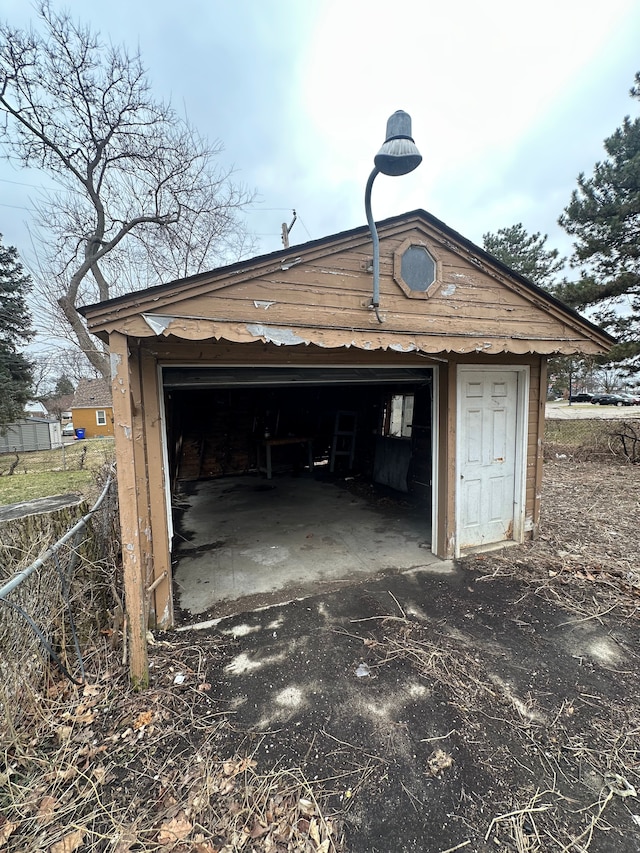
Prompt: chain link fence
<box><xmin>0</xmin><ymin>465</ymin><xmax>120</xmax><ymax>742</ymax></box>
<box><xmin>0</xmin><ymin>438</ymin><xmax>115</xmax><ymax>476</ymax></box>
<box><xmin>544</xmin><ymin>417</ymin><xmax>640</xmax><ymax>463</ymax></box>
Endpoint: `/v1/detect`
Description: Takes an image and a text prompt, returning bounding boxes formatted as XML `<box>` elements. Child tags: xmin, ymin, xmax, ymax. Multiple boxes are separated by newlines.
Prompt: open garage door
<box><xmin>163</xmin><ymin>366</ymin><xmax>433</xmax><ymax>388</ymax></box>
<box><xmin>160</xmin><ymin>365</ymin><xmax>437</xmax><ymax>618</ymax></box>
<box><xmin>162</xmin><ymin>366</ymin><xmax>434</xmax><ymax>488</ymax></box>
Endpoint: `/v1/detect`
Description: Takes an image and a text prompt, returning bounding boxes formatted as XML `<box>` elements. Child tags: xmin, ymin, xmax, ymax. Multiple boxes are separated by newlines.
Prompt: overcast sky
<box><xmin>1</xmin><ymin>0</ymin><xmax>639</xmax><ymax>274</ymax></box>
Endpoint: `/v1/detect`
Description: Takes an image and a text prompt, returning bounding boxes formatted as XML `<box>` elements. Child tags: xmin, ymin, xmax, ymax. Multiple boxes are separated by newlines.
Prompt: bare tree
<box><xmin>28</xmin><ymin>353</ymin><xmax>56</xmax><ymax>397</ymax></box>
<box><xmin>0</xmin><ymin>2</ymin><xmax>253</xmax><ymax>378</ymax></box>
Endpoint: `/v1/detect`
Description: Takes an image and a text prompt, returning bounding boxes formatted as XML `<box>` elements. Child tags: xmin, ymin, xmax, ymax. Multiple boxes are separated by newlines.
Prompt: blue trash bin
<box><xmin>75</xmin><ymin>428</ymin><xmax>86</xmax><ymax>439</ymax></box>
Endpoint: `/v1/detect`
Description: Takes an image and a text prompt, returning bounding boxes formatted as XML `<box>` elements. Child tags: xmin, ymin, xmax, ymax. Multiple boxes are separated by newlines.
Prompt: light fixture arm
<box><xmin>364</xmin><ymin>166</ymin><xmax>383</xmax><ymax>323</ymax></box>
<box><xmin>364</xmin><ymin>110</ymin><xmax>422</xmax><ymax>325</ymax></box>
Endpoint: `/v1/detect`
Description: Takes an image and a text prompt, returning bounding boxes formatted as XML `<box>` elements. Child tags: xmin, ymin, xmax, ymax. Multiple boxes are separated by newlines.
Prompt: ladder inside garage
<box><xmin>330</xmin><ymin>410</ymin><xmax>357</xmax><ymax>473</ymax></box>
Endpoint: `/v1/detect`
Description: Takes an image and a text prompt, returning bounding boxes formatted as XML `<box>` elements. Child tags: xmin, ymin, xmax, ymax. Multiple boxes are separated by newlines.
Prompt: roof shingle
<box><xmin>72</xmin><ymin>378</ymin><xmax>113</xmax><ymax>408</ymax></box>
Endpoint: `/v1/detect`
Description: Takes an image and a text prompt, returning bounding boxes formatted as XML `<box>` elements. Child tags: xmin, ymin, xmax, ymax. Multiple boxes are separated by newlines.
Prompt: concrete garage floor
<box><xmin>172</xmin><ymin>474</ymin><xmax>448</xmax><ymax>621</ymax></box>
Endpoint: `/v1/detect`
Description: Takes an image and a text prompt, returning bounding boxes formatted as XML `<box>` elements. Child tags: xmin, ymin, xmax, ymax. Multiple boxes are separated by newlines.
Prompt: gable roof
<box><xmin>71</xmin><ymin>378</ymin><xmax>113</xmax><ymax>409</ymax></box>
<box><xmin>24</xmin><ymin>400</ymin><xmax>49</xmax><ymax>417</ymax></box>
<box><xmin>79</xmin><ymin>209</ymin><xmax>614</xmax><ymax>357</ymax></box>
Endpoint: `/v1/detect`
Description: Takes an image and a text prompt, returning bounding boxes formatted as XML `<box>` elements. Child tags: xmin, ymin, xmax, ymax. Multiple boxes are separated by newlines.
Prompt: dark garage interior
<box><xmin>163</xmin><ymin>367</ymin><xmax>439</xmax><ymax>618</ymax></box>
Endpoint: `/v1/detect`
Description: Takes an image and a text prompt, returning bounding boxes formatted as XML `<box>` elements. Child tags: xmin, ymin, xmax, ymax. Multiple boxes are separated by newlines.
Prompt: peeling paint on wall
<box><xmin>318</xmin><ymin>269</ymin><xmax>359</xmax><ymax>277</ymax></box>
<box><xmin>441</xmin><ymin>285</ymin><xmax>456</xmax><ymax>297</ymax></box>
<box><xmin>160</xmin><ymin>601</ymin><xmax>172</xmax><ymax>628</ymax></box>
<box><xmin>142</xmin><ymin>313</ymin><xmax>174</xmax><ymax>335</ymax></box>
<box><xmin>245</xmin><ymin>324</ymin><xmax>307</xmax><ymax>346</ymax></box>
<box><xmin>390</xmin><ymin>343</ymin><xmax>418</xmax><ymax>352</ymax></box>
<box><xmin>253</xmin><ymin>301</ymin><xmax>276</xmax><ymax>310</ymax></box>
<box><xmin>110</xmin><ymin>352</ymin><xmax>122</xmax><ymax>379</ymax></box>
<box><xmin>280</xmin><ymin>257</ymin><xmax>302</xmax><ymax>271</ymax></box>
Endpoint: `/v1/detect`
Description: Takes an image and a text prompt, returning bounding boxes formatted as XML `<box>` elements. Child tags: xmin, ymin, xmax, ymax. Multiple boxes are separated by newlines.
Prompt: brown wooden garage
<box><xmin>80</xmin><ymin>209</ymin><xmax>612</xmax><ymax>683</ymax></box>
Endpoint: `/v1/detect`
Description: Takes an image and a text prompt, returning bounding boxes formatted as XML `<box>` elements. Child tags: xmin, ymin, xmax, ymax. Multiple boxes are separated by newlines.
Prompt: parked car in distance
<box><xmin>595</xmin><ymin>394</ymin><xmax>633</xmax><ymax>406</ymax></box>
<box><xmin>620</xmin><ymin>393</ymin><xmax>640</xmax><ymax>405</ymax></box>
<box><xmin>569</xmin><ymin>393</ymin><xmax>593</xmax><ymax>402</ymax></box>
<box><xmin>62</xmin><ymin>421</ymin><xmax>75</xmax><ymax>436</ymax></box>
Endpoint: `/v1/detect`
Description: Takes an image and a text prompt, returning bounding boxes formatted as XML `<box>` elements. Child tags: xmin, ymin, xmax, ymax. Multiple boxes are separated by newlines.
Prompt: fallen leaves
<box><xmin>55</xmin><ymin>724</ymin><xmax>73</xmax><ymax>744</ymax></box>
<box><xmin>427</xmin><ymin>747</ymin><xmax>454</xmax><ymax>777</ymax></box>
<box><xmin>222</xmin><ymin>756</ymin><xmax>257</xmax><ymax>777</ymax></box>
<box><xmin>157</xmin><ymin>812</ymin><xmax>193</xmax><ymax>844</ymax></box>
<box><xmin>1</xmin><ymin>633</ymin><xmax>344</xmax><ymax>853</ymax></box>
<box><xmin>133</xmin><ymin>709</ymin><xmax>154</xmax><ymax>729</ymax></box>
<box><xmin>50</xmin><ymin>827</ymin><xmax>85</xmax><ymax>853</ymax></box>
<box><xmin>0</xmin><ymin>819</ymin><xmax>18</xmax><ymax>845</ymax></box>
<box><xmin>201</xmin><ymin>763</ymin><xmax>341</xmax><ymax>853</ymax></box>
<box><xmin>37</xmin><ymin>795</ymin><xmax>57</xmax><ymax>824</ymax></box>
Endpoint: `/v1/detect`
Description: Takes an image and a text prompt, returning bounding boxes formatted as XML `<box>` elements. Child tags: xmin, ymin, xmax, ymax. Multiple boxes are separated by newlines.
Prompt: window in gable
<box><xmin>401</xmin><ymin>245</ymin><xmax>436</xmax><ymax>292</ymax></box>
<box><xmin>393</xmin><ymin>237</ymin><xmax>442</xmax><ymax>299</ymax></box>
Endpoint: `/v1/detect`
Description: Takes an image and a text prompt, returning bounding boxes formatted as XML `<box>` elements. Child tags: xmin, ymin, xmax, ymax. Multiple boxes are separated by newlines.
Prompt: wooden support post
<box><xmin>110</xmin><ymin>332</ymin><xmax>149</xmax><ymax>689</ymax></box>
<box><xmin>532</xmin><ymin>357</ymin><xmax>547</xmax><ymax>539</ymax></box>
<box><xmin>439</xmin><ymin>360</ymin><xmax>457</xmax><ymax>559</ymax></box>
<box><xmin>140</xmin><ymin>348</ymin><xmax>173</xmax><ymax>628</ymax></box>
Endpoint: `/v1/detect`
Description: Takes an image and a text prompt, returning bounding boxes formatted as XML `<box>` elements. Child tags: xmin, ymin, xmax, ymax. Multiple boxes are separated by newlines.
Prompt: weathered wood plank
<box><xmin>140</xmin><ymin>347</ymin><xmax>173</xmax><ymax>629</ymax></box>
<box><xmin>110</xmin><ymin>332</ymin><xmax>148</xmax><ymax>688</ymax></box>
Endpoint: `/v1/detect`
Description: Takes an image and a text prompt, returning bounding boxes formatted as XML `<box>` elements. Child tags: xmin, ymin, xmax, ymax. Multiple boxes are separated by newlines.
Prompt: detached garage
<box><xmin>80</xmin><ymin>209</ymin><xmax>612</xmax><ymax>672</ymax></box>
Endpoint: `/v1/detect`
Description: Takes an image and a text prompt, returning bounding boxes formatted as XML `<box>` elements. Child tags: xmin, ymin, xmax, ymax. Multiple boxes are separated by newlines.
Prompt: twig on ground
<box><xmin>388</xmin><ymin>590</ymin><xmax>406</xmax><ymax>618</ymax></box>
<box><xmin>438</xmin><ymin>841</ymin><xmax>471</xmax><ymax>853</ymax></box>
<box><xmin>420</xmin><ymin>729</ymin><xmax>457</xmax><ymax>743</ymax></box>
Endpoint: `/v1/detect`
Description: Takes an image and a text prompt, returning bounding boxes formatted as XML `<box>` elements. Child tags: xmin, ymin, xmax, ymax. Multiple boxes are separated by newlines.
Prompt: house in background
<box><xmin>80</xmin><ymin>209</ymin><xmax>613</xmax><ymax>670</ymax></box>
<box><xmin>70</xmin><ymin>378</ymin><xmax>114</xmax><ymax>438</ymax></box>
<box><xmin>24</xmin><ymin>400</ymin><xmax>49</xmax><ymax>418</ymax></box>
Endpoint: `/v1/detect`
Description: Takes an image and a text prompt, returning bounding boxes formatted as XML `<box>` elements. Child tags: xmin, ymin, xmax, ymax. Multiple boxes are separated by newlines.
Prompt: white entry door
<box><xmin>457</xmin><ymin>368</ymin><xmax>523</xmax><ymax>552</ymax></box>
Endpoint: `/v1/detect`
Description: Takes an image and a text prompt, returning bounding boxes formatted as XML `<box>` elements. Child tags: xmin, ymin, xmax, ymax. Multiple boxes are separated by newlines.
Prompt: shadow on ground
<box><xmin>164</xmin><ymin>560</ymin><xmax>639</xmax><ymax>852</ymax></box>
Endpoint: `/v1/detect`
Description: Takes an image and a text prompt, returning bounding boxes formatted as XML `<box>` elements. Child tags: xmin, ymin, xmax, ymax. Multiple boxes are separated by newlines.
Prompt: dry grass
<box><xmin>544</xmin><ymin>417</ymin><xmax>640</xmax><ymax>463</ymax></box>
<box><xmin>0</xmin><ymin>439</ymin><xmax>115</xmax><ymax>505</ymax></box>
<box><xmin>361</xmin><ymin>610</ymin><xmax>639</xmax><ymax>851</ymax></box>
<box><xmin>0</xmin><ymin>465</ymin><xmax>119</xmax><ymax>746</ymax></box>
<box><xmin>464</xmin><ymin>459</ymin><xmax>640</xmax><ymax>617</ymax></box>
<box><xmin>0</xmin><ymin>635</ymin><xmax>346</xmax><ymax>852</ymax></box>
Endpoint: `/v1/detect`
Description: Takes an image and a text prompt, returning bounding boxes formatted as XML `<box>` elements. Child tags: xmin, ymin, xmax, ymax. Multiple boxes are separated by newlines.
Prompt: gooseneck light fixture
<box><xmin>365</xmin><ymin>110</ymin><xmax>422</xmax><ymax>322</ymax></box>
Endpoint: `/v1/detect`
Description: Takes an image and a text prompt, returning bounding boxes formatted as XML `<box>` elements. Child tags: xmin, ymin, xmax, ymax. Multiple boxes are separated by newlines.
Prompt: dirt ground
<box><xmin>2</xmin><ymin>460</ymin><xmax>640</xmax><ymax>852</ymax></box>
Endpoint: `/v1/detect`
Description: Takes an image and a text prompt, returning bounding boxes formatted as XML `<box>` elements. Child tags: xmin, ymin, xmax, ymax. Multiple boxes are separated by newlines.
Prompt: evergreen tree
<box><xmin>558</xmin><ymin>72</ymin><xmax>640</xmax><ymax>370</ymax></box>
<box><xmin>482</xmin><ymin>223</ymin><xmax>565</xmax><ymax>290</ymax></box>
<box><xmin>53</xmin><ymin>375</ymin><xmax>74</xmax><ymax>397</ymax></box>
<box><xmin>482</xmin><ymin>225</ymin><xmax>585</xmax><ymax>398</ymax></box>
<box><xmin>0</xmin><ymin>234</ymin><xmax>33</xmax><ymax>428</ymax></box>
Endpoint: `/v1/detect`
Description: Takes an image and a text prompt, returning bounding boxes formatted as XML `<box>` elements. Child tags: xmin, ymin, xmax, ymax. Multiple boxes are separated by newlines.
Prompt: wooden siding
<box><xmin>110</xmin><ymin>333</ymin><xmax>148</xmax><ymax>685</ymax></box>
<box><xmin>89</xmin><ymin>211</ymin><xmax>609</xmax><ymax>647</ymax></box>
<box><xmin>112</xmin><ymin>336</ymin><xmax>548</xmax><ymax>638</ymax></box>
<box><xmin>83</xmin><ymin>217</ymin><xmax>611</xmax><ymax>357</ymax></box>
